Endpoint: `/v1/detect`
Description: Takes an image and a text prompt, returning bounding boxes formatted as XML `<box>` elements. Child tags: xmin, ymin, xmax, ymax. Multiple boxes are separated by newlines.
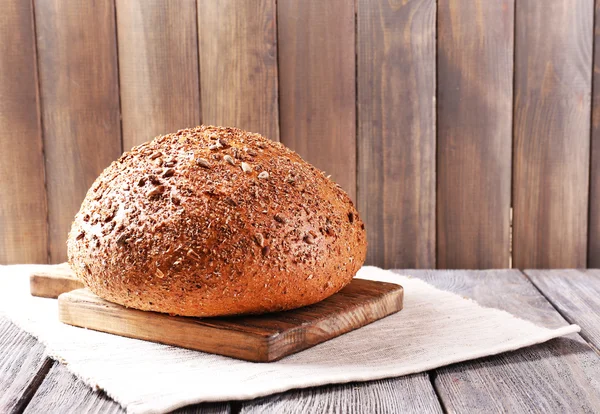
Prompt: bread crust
<box><xmin>67</xmin><ymin>126</ymin><xmax>367</xmax><ymax>317</ymax></box>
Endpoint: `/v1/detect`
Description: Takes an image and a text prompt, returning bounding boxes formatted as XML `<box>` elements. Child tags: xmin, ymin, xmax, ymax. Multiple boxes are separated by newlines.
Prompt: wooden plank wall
<box><xmin>356</xmin><ymin>0</ymin><xmax>436</xmax><ymax>269</ymax></box>
<box><xmin>589</xmin><ymin>0</ymin><xmax>600</xmax><ymax>268</ymax></box>
<box><xmin>436</xmin><ymin>0</ymin><xmax>514</xmax><ymax>269</ymax></box>
<box><xmin>0</xmin><ymin>0</ymin><xmax>47</xmax><ymax>263</ymax></box>
<box><xmin>116</xmin><ymin>0</ymin><xmax>201</xmax><ymax>150</ymax></box>
<box><xmin>278</xmin><ymin>0</ymin><xmax>355</xmax><ymax>199</ymax></box>
<box><xmin>34</xmin><ymin>0</ymin><xmax>122</xmax><ymax>263</ymax></box>
<box><xmin>198</xmin><ymin>0</ymin><xmax>279</xmax><ymax>141</ymax></box>
<box><xmin>1</xmin><ymin>0</ymin><xmax>598</xmax><ymax>269</ymax></box>
<box><xmin>513</xmin><ymin>0</ymin><xmax>593</xmax><ymax>268</ymax></box>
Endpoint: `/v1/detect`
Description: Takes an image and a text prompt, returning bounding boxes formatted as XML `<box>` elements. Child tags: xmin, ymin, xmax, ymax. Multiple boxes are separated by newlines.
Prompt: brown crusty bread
<box><xmin>67</xmin><ymin>125</ymin><xmax>367</xmax><ymax>317</ymax></box>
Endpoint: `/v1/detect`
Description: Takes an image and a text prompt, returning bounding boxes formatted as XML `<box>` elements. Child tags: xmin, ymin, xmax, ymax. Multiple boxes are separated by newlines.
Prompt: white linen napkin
<box><xmin>0</xmin><ymin>265</ymin><xmax>579</xmax><ymax>414</ymax></box>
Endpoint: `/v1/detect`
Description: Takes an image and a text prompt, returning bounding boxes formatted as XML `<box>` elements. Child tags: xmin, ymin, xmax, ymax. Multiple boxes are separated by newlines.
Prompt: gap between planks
<box><xmin>528</xmin><ymin>275</ymin><xmax>600</xmax><ymax>356</ymax></box>
<box><xmin>396</xmin><ymin>269</ymin><xmax>600</xmax><ymax>413</ymax></box>
<box><xmin>523</xmin><ymin>269</ymin><xmax>600</xmax><ymax>356</ymax></box>
<box><xmin>10</xmin><ymin>269</ymin><xmax>599</xmax><ymax>413</ymax></box>
<box><xmin>23</xmin><ymin>361</ymin><xmax>231</xmax><ymax>414</ymax></box>
<box><xmin>0</xmin><ymin>317</ymin><xmax>53</xmax><ymax>414</ymax></box>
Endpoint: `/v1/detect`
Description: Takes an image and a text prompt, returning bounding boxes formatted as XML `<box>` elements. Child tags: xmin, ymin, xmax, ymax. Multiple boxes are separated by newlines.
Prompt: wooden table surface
<box><xmin>1</xmin><ymin>269</ymin><xmax>600</xmax><ymax>413</ymax></box>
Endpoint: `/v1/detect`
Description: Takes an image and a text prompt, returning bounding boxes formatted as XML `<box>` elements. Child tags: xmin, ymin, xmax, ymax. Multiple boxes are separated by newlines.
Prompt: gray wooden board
<box><xmin>24</xmin><ymin>362</ymin><xmax>123</xmax><ymax>414</ymax></box>
<box><xmin>397</xmin><ymin>269</ymin><xmax>600</xmax><ymax>413</ymax></box>
<box><xmin>239</xmin><ymin>374</ymin><xmax>442</xmax><ymax>414</ymax></box>
<box><xmin>7</xmin><ymin>270</ymin><xmax>600</xmax><ymax>412</ymax></box>
<box><xmin>525</xmin><ymin>269</ymin><xmax>600</xmax><ymax>354</ymax></box>
<box><xmin>24</xmin><ymin>361</ymin><xmax>231</xmax><ymax>414</ymax></box>
<box><xmin>0</xmin><ymin>316</ymin><xmax>52</xmax><ymax>413</ymax></box>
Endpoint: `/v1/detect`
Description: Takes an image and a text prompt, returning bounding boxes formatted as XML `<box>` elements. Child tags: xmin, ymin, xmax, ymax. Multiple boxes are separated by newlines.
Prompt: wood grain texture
<box><xmin>116</xmin><ymin>0</ymin><xmax>201</xmax><ymax>150</ymax></box>
<box><xmin>436</xmin><ymin>0</ymin><xmax>514</xmax><ymax>269</ymax></box>
<box><xmin>0</xmin><ymin>317</ymin><xmax>52</xmax><ymax>413</ymax></box>
<box><xmin>278</xmin><ymin>0</ymin><xmax>356</xmax><ymax>200</ymax></box>
<box><xmin>589</xmin><ymin>0</ymin><xmax>600</xmax><ymax>267</ymax></box>
<box><xmin>197</xmin><ymin>0</ymin><xmax>279</xmax><ymax>141</ymax></box>
<box><xmin>513</xmin><ymin>0</ymin><xmax>594</xmax><ymax>268</ymax></box>
<box><xmin>34</xmin><ymin>0</ymin><xmax>122</xmax><ymax>263</ymax></box>
<box><xmin>525</xmin><ymin>269</ymin><xmax>600</xmax><ymax>353</ymax></box>
<box><xmin>25</xmin><ymin>362</ymin><xmax>123</xmax><ymax>414</ymax></box>
<box><xmin>173</xmin><ymin>404</ymin><xmax>231</xmax><ymax>414</ymax></box>
<box><xmin>240</xmin><ymin>374</ymin><xmax>442</xmax><ymax>414</ymax></box>
<box><xmin>398</xmin><ymin>269</ymin><xmax>600</xmax><ymax>412</ymax></box>
<box><xmin>58</xmin><ymin>279</ymin><xmax>403</xmax><ymax>362</ymax></box>
<box><xmin>25</xmin><ymin>362</ymin><xmax>231</xmax><ymax>414</ymax></box>
<box><xmin>0</xmin><ymin>0</ymin><xmax>47</xmax><ymax>264</ymax></box>
<box><xmin>29</xmin><ymin>263</ymin><xmax>82</xmax><ymax>299</ymax></box>
<box><xmin>356</xmin><ymin>0</ymin><xmax>436</xmax><ymax>268</ymax></box>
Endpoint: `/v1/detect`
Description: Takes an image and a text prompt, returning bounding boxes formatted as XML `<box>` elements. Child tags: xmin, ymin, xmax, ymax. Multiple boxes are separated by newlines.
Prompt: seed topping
<box><xmin>241</xmin><ymin>162</ymin><xmax>252</xmax><ymax>173</ymax></box>
<box><xmin>303</xmin><ymin>234</ymin><xmax>315</xmax><ymax>245</ymax></box>
<box><xmin>224</xmin><ymin>155</ymin><xmax>235</xmax><ymax>165</ymax></box>
<box><xmin>196</xmin><ymin>158</ymin><xmax>211</xmax><ymax>168</ymax></box>
<box><xmin>146</xmin><ymin>185</ymin><xmax>165</xmax><ymax>198</ymax></box>
<box><xmin>254</xmin><ymin>233</ymin><xmax>265</xmax><ymax>247</ymax></box>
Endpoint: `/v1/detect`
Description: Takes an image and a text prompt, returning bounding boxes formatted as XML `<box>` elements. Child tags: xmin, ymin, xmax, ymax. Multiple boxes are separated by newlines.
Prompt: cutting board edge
<box><xmin>264</xmin><ymin>285</ymin><xmax>404</xmax><ymax>361</ymax></box>
<box><xmin>58</xmin><ymin>289</ymin><xmax>272</xmax><ymax>361</ymax></box>
<box><xmin>30</xmin><ymin>273</ymin><xmax>84</xmax><ymax>299</ymax></box>
<box><xmin>57</xmin><ymin>279</ymin><xmax>405</xmax><ymax>362</ymax></box>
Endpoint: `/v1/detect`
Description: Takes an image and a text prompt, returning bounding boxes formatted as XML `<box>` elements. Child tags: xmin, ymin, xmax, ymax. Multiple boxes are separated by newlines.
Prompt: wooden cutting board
<box><xmin>29</xmin><ymin>263</ymin><xmax>84</xmax><ymax>298</ymax></box>
<box><xmin>58</xmin><ymin>278</ymin><xmax>403</xmax><ymax>362</ymax></box>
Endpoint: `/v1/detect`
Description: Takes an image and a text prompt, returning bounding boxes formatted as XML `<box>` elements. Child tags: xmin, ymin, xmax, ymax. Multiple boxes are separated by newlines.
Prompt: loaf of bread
<box><xmin>67</xmin><ymin>126</ymin><xmax>367</xmax><ymax>317</ymax></box>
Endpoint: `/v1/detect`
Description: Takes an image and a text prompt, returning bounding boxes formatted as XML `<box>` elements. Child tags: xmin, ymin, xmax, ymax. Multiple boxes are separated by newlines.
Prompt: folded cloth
<box><xmin>0</xmin><ymin>265</ymin><xmax>579</xmax><ymax>414</ymax></box>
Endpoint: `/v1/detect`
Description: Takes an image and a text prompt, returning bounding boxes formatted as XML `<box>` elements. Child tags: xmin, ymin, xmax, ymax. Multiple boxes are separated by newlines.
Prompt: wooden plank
<box><xmin>174</xmin><ymin>404</ymin><xmax>232</xmax><ymax>414</ymax></box>
<box><xmin>34</xmin><ymin>0</ymin><xmax>122</xmax><ymax>263</ymax></box>
<box><xmin>116</xmin><ymin>0</ymin><xmax>201</xmax><ymax>150</ymax></box>
<box><xmin>25</xmin><ymin>361</ymin><xmax>231</xmax><ymax>413</ymax></box>
<box><xmin>399</xmin><ymin>269</ymin><xmax>600</xmax><ymax>412</ymax></box>
<box><xmin>513</xmin><ymin>0</ymin><xmax>593</xmax><ymax>268</ymax></box>
<box><xmin>197</xmin><ymin>0</ymin><xmax>279</xmax><ymax>141</ymax></box>
<box><xmin>356</xmin><ymin>0</ymin><xmax>436</xmax><ymax>268</ymax></box>
<box><xmin>58</xmin><ymin>279</ymin><xmax>403</xmax><ymax>362</ymax></box>
<box><xmin>0</xmin><ymin>0</ymin><xmax>47</xmax><ymax>264</ymax></box>
<box><xmin>589</xmin><ymin>0</ymin><xmax>600</xmax><ymax>267</ymax></box>
<box><xmin>0</xmin><ymin>317</ymin><xmax>52</xmax><ymax>413</ymax></box>
<box><xmin>240</xmin><ymin>374</ymin><xmax>442</xmax><ymax>414</ymax></box>
<box><xmin>278</xmin><ymin>0</ymin><xmax>356</xmax><ymax>200</ymax></box>
<box><xmin>436</xmin><ymin>0</ymin><xmax>514</xmax><ymax>269</ymax></box>
<box><xmin>25</xmin><ymin>362</ymin><xmax>124</xmax><ymax>414</ymax></box>
<box><xmin>525</xmin><ymin>269</ymin><xmax>600</xmax><ymax>353</ymax></box>
<box><xmin>29</xmin><ymin>263</ymin><xmax>83</xmax><ymax>299</ymax></box>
